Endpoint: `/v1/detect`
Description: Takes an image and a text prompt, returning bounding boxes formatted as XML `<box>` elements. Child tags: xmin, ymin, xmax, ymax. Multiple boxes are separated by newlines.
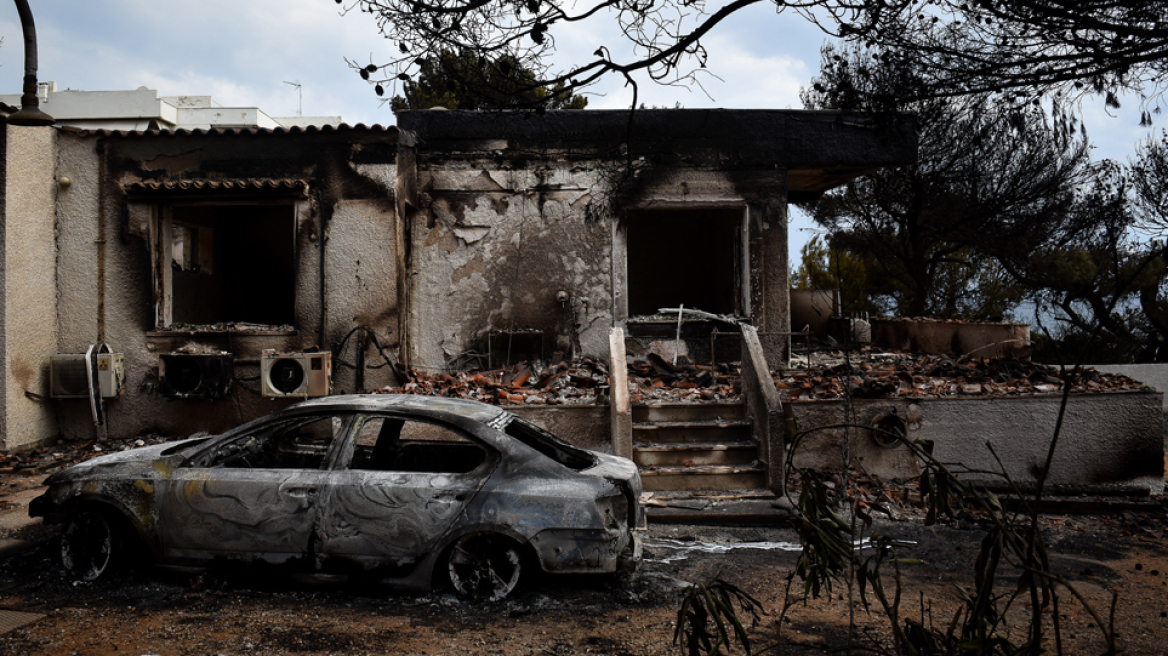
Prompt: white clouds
<box><xmin>0</xmin><ymin>2</ymin><xmax>394</xmax><ymax>123</ymax></box>
<box><xmin>0</xmin><ymin>2</ymin><xmax>1156</xmax><ymax>156</ymax></box>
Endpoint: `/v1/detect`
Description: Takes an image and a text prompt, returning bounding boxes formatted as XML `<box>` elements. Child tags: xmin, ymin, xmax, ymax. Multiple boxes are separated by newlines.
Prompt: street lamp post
<box><xmin>8</xmin><ymin>0</ymin><xmax>54</xmax><ymax>126</ymax></box>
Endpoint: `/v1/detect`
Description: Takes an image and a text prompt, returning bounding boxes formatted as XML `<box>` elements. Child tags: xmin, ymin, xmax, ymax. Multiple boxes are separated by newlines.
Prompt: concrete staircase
<box><xmin>633</xmin><ymin>402</ymin><xmax>768</xmax><ymax>492</ymax></box>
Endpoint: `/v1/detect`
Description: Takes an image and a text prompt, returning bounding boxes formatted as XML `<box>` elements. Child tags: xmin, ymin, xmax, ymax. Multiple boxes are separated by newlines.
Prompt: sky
<box><xmin>0</xmin><ymin>1</ymin><xmax>1158</xmax><ymax>264</ymax></box>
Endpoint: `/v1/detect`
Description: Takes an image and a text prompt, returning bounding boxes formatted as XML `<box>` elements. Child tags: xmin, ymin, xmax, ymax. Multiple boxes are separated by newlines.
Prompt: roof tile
<box><xmin>123</xmin><ymin>177</ymin><xmax>309</xmax><ymax>195</ymax></box>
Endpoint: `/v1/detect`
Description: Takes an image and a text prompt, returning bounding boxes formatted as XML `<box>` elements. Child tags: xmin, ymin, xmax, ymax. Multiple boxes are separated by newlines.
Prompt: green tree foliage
<box><xmin>1004</xmin><ymin>159</ymin><xmax>1168</xmax><ymax>363</ymax></box>
<box><xmin>791</xmin><ymin>235</ymin><xmax>892</xmax><ymax>317</ymax></box>
<box><xmin>800</xmin><ymin>43</ymin><xmax>1079</xmax><ymax>319</ymax></box>
<box><xmin>388</xmin><ymin>50</ymin><xmax>587</xmax><ymax>112</ymax></box>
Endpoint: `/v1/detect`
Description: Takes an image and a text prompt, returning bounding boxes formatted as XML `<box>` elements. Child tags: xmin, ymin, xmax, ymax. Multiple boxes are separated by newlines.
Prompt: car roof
<box><xmin>284</xmin><ymin>393</ymin><xmax>509</xmax><ymax>424</ymax></box>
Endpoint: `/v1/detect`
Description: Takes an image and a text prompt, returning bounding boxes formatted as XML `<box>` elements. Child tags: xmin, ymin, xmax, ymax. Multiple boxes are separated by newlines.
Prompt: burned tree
<box><xmin>340</xmin><ymin>0</ymin><xmax>1168</xmax><ymax>112</ymax></box>
<box><xmin>870</xmin><ymin>1</ymin><xmax>1168</xmax><ymax>117</ymax></box>
<box><xmin>799</xmin><ymin>43</ymin><xmax>1090</xmax><ymax>318</ymax></box>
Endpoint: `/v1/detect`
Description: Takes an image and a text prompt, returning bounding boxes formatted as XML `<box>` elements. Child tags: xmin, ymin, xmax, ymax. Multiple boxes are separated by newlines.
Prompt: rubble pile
<box><xmin>779</xmin><ymin>348</ymin><xmax>1149</xmax><ymax>400</ymax></box>
<box><xmin>375</xmin><ymin>359</ymin><xmax>612</xmax><ymax>405</ymax></box>
<box><xmin>163</xmin><ymin>322</ymin><xmax>295</xmax><ymax>334</ymax></box>
<box><xmin>376</xmin><ymin>354</ymin><xmax>743</xmax><ymax>405</ymax></box>
<box><xmin>627</xmin><ymin>355</ymin><xmax>742</xmax><ymax>403</ymax></box>
<box><xmin>0</xmin><ymin>434</ymin><xmax>171</xmax><ymax>473</ymax></box>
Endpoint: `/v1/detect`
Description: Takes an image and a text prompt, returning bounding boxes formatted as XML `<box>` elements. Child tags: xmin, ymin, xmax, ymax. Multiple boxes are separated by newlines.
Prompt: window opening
<box><xmin>202</xmin><ymin>414</ymin><xmax>347</xmax><ymax>470</ymax></box>
<box><xmin>350</xmin><ymin>416</ymin><xmax>488</xmax><ymax>474</ymax></box>
<box><xmin>161</xmin><ymin>204</ymin><xmax>295</xmax><ymax>328</ymax></box>
<box><xmin>625</xmin><ymin>208</ymin><xmax>743</xmax><ymax>318</ymax></box>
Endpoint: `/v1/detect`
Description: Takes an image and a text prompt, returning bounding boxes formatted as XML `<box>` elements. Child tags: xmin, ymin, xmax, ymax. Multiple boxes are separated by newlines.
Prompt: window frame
<box><xmin>146</xmin><ymin>198</ymin><xmax>308</xmax><ymax>331</ymax></box>
<box><xmin>338</xmin><ymin>412</ymin><xmax>500</xmax><ymax>475</ymax></box>
<box><xmin>187</xmin><ymin>412</ymin><xmax>358</xmax><ymax>471</ymax></box>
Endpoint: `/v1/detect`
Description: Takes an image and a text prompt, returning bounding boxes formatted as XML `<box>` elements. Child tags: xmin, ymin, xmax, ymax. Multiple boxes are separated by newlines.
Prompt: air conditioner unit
<box><xmin>158</xmin><ymin>353</ymin><xmax>234</xmax><ymax>400</ymax></box>
<box><xmin>49</xmin><ymin>353</ymin><xmax>125</xmax><ymax>399</ymax></box>
<box><xmin>261</xmin><ymin>351</ymin><xmax>331</xmax><ymax>398</ymax></box>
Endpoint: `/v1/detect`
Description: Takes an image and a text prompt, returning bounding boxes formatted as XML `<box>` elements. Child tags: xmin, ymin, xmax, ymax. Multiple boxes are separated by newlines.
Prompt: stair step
<box><xmin>639</xmin><ymin>464</ymin><xmax>767</xmax><ymax>492</ymax></box>
<box><xmin>633</xmin><ymin>420</ymin><xmax>753</xmax><ymax>443</ymax></box>
<box><xmin>642</xmin><ymin>489</ymin><xmax>777</xmax><ymax>503</ymax></box>
<box><xmin>633</xmin><ymin>419</ymin><xmax>751</xmax><ymax>430</ymax></box>
<box><xmin>634</xmin><ymin>439</ymin><xmax>757</xmax><ymax>452</ymax></box>
<box><xmin>633</xmin><ymin>402</ymin><xmax>746</xmax><ymax>423</ymax></box>
<box><xmin>633</xmin><ymin>440</ymin><xmax>757</xmax><ymax>467</ymax></box>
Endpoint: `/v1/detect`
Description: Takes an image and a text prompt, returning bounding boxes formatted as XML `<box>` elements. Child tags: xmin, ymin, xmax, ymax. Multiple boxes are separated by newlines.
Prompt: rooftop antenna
<box><xmin>283</xmin><ymin>81</ymin><xmax>302</xmax><ymax>117</ymax></box>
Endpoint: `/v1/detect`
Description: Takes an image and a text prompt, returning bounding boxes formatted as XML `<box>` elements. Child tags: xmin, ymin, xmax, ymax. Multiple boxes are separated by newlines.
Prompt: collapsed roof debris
<box><xmin>375</xmin><ymin>355</ymin><xmax>744</xmax><ymax>405</ymax></box>
<box><xmin>627</xmin><ymin>355</ymin><xmax>742</xmax><ymax>403</ymax></box>
<box><xmin>779</xmin><ymin>346</ymin><xmax>1149</xmax><ymax>400</ymax></box>
<box><xmin>161</xmin><ymin>323</ymin><xmax>296</xmax><ymax>334</ymax></box>
<box><xmin>374</xmin><ymin>359</ymin><xmax>613</xmax><ymax>405</ymax></box>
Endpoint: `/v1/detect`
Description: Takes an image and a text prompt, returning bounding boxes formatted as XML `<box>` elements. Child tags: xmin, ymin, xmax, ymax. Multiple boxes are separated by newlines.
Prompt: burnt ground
<box><xmin>0</xmin><ymin>472</ymin><xmax>1166</xmax><ymax>656</ymax></box>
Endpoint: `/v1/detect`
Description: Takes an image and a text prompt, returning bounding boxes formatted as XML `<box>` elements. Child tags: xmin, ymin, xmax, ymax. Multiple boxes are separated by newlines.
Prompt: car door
<box><xmin>156</xmin><ymin>412</ymin><xmax>353</xmax><ymax>564</ymax></box>
<box><xmin>313</xmin><ymin>414</ymin><xmax>499</xmax><ymax>570</ymax></box>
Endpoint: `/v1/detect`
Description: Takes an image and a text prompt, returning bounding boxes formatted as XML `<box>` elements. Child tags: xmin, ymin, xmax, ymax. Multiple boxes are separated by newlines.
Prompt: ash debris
<box><xmin>780</xmin><ymin>346</ymin><xmax>1149</xmax><ymax>401</ymax></box>
<box><xmin>375</xmin><ymin>358</ymin><xmax>613</xmax><ymax>405</ymax></box>
<box><xmin>375</xmin><ymin>352</ymin><xmax>743</xmax><ymax>405</ymax></box>
<box><xmin>0</xmin><ymin>434</ymin><xmax>172</xmax><ymax>473</ymax></box>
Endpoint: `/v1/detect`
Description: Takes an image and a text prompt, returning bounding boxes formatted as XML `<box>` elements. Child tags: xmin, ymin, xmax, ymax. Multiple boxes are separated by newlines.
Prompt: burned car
<box><xmin>30</xmin><ymin>395</ymin><xmax>643</xmax><ymax>600</ymax></box>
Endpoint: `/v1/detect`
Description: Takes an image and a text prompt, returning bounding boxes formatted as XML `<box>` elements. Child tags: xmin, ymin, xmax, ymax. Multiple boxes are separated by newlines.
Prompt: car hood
<box><xmin>44</xmin><ymin>437</ymin><xmax>208</xmax><ymax>484</ymax></box>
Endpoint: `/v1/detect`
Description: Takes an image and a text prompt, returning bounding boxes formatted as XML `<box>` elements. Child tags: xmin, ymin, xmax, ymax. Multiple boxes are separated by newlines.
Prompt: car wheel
<box><xmin>60</xmin><ymin>510</ymin><xmax>119</xmax><ymax>581</ymax></box>
<box><xmin>447</xmin><ymin>533</ymin><xmax>523</xmax><ymax>602</ymax></box>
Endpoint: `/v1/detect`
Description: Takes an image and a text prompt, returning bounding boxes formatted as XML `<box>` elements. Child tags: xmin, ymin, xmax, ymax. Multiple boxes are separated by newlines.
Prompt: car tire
<box><xmin>60</xmin><ymin>510</ymin><xmax>121</xmax><ymax>581</ymax></box>
<box><xmin>446</xmin><ymin>533</ymin><xmax>523</xmax><ymax>602</ymax></box>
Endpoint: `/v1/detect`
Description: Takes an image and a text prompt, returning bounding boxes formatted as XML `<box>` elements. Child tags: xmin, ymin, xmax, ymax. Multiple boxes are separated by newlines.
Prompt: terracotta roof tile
<box><xmin>123</xmin><ymin>177</ymin><xmax>309</xmax><ymax>195</ymax></box>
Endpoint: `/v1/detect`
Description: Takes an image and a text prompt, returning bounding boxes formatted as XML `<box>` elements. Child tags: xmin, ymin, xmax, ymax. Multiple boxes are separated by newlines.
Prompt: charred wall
<box><xmin>51</xmin><ymin>127</ymin><xmax>401</xmax><ymax>442</ymax></box>
<box><xmin>398</xmin><ymin>110</ymin><xmax>840</xmax><ymax>370</ymax></box>
<box><xmin>408</xmin><ymin>164</ymin><xmax>612</xmax><ymax>370</ymax></box>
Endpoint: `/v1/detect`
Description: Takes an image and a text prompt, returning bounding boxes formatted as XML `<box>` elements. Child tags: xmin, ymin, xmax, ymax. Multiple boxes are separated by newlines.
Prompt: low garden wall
<box><xmin>787</xmin><ymin>391</ymin><xmax>1165</xmax><ymax>494</ymax></box>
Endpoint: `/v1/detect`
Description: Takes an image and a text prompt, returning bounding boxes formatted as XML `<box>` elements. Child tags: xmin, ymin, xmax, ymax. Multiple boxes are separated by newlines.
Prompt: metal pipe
<box><xmin>8</xmin><ymin>0</ymin><xmax>54</xmax><ymax>126</ymax></box>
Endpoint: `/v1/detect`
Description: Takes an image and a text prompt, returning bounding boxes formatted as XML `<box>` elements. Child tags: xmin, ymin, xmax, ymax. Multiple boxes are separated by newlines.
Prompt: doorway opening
<box><xmin>625</xmin><ymin>207</ymin><xmax>745</xmax><ymax>318</ymax></box>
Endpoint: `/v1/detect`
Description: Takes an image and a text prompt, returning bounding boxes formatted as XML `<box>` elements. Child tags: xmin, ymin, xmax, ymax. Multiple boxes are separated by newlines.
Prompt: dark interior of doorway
<box><xmin>626</xmin><ymin>208</ymin><xmax>740</xmax><ymax>317</ymax></box>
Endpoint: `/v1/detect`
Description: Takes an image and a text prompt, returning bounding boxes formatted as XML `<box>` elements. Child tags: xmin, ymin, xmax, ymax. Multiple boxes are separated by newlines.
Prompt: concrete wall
<box><xmin>1092</xmin><ymin>364</ymin><xmax>1168</xmax><ymax>412</ymax></box>
<box><xmin>48</xmin><ymin>128</ymin><xmax>401</xmax><ymax>443</ymax></box>
<box><xmin>871</xmin><ymin>319</ymin><xmax>1031</xmax><ymax>358</ymax></box>
<box><xmin>789</xmin><ymin>392</ymin><xmax>1165</xmax><ymax>494</ymax></box>
<box><xmin>409</xmin><ymin>166</ymin><xmax>612</xmax><ymax>370</ymax></box>
<box><xmin>1</xmin><ymin>126</ymin><xmax>60</xmax><ymax>451</ymax></box>
<box><xmin>398</xmin><ymin>109</ymin><xmax>918</xmax><ymax>370</ymax></box>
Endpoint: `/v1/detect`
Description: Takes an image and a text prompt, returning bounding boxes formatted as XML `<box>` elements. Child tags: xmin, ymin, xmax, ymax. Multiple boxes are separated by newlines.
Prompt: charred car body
<box><xmin>30</xmin><ymin>395</ymin><xmax>643</xmax><ymax>600</ymax></box>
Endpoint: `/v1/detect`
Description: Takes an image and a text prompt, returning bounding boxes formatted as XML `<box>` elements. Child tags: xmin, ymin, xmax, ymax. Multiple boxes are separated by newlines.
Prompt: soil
<box><xmin>0</xmin><ymin>472</ymin><xmax>1166</xmax><ymax>656</ymax></box>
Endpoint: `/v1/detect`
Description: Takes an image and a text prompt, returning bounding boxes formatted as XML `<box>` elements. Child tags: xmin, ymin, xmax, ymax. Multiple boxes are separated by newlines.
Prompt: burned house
<box><xmin>0</xmin><ymin>108</ymin><xmax>913</xmax><ymax>451</ymax></box>
<box><xmin>394</xmin><ymin>110</ymin><xmax>916</xmax><ymax>372</ymax></box>
<box><xmin>2</xmin><ymin>107</ymin><xmax>1159</xmax><ymax>495</ymax></box>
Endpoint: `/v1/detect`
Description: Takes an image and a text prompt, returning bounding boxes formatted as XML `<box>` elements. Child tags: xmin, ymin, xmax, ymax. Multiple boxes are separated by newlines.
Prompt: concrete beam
<box><xmin>608</xmin><ymin>326</ymin><xmax>632</xmax><ymax>460</ymax></box>
<box><xmin>398</xmin><ymin>109</ymin><xmax>917</xmax><ymax>194</ymax></box>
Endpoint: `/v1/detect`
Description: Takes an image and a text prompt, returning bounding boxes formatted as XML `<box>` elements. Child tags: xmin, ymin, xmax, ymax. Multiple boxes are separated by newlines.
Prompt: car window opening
<box><xmin>350</xmin><ymin>416</ymin><xmax>487</xmax><ymax>474</ymax></box>
<box><xmin>160</xmin><ymin>437</ymin><xmax>210</xmax><ymax>456</ymax></box>
<box><xmin>205</xmin><ymin>415</ymin><xmax>343</xmax><ymax>470</ymax></box>
<box><xmin>503</xmin><ymin>416</ymin><xmax>596</xmax><ymax>471</ymax></box>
